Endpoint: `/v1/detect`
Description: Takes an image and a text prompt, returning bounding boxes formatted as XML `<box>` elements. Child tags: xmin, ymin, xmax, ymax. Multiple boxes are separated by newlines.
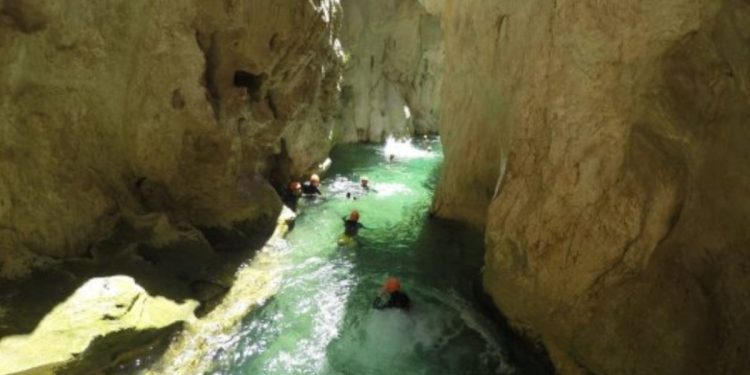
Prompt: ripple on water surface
<box><xmin>208</xmin><ymin>138</ymin><xmax>521</xmax><ymax>375</ymax></box>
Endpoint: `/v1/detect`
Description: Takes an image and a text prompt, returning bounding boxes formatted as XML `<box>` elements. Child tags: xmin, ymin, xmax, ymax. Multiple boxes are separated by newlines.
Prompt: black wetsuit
<box><xmin>301</xmin><ymin>181</ymin><xmax>322</xmax><ymax>196</ymax></box>
<box><xmin>342</xmin><ymin>218</ymin><xmax>364</xmax><ymax>236</ymax></box>
<box><xmin>373</xmin><ymin>291</ymin><xmax>411</xmax><ymax>311</ymax></box>
<box><xmin>281</xmin><ymin>188</ymin><xmax>300</xmax><ymax>210</ymax></box>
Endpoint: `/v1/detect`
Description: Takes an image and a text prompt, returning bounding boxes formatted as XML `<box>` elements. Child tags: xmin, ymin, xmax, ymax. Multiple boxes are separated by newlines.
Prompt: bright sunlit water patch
<box><xmin>382</xmin><ymin>136</ymin><xmax>435</xmax><ymax>161</ymax></box>
<box><xmin>206</xmin><ymin>137</ymin><xmax>547</xmax><ymax>375</ymax></box>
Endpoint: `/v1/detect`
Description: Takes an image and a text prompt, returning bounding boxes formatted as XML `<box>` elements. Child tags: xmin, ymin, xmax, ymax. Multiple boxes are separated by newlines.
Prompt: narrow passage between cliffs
<box><xmin>171</xmin><ymin>137</ymin><xmax>550</xmax><ymax>375</ymax></box>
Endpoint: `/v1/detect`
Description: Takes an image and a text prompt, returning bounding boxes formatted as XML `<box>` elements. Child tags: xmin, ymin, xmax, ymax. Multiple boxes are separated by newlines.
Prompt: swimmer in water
<box><xmin>373</xmin><ymin>277</ymin><xmax>411</xmax><ymax>311</ymax></box>
<box><xmin>342</xmin><ymin>210</ymin><xmax>365</xmax><ymax>236</ymax></box>
<box><xmin>301</xmin><ymin>174</ymin><xmax>322</xmax><ymax>196</ymax></box>
<box><xmin>283</xmin><ymin>181</ymin><xmax>302</xmax><ymax>210</ymax></box>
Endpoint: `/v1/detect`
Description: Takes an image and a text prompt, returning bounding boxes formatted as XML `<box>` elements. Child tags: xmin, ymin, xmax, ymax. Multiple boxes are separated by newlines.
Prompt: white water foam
<box><xmin>382</xmin><ymin>136</ymin><xmax>435</xmax><ymax>160</ymax></box>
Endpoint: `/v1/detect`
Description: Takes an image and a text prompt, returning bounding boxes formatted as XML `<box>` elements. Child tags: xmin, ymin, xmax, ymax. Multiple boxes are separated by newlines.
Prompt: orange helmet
<box><xmin>288</xmin><ymin>181</ymin><xmax>301</xmax><ymax>191</ymax></box>
<box><xmin>384</xmin><ymin>277</ymin><xmax>401</xmax><ymax>293</ymax></box>
<box><xmin>349</xmin><ymin>210</ymin><xmax>360</xmax><ymax>221</ymax></box>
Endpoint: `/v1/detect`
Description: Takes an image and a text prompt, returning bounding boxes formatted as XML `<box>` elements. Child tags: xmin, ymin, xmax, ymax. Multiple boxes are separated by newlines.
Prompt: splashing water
<box><xmin>382</xmin><ymin>136</ymin><xmax>435</xmax><ymax>161</ymax></box>
<box><xmin>205</xmin><ymin>138</ymin><xmax>545</xmax><ymax>375</ymax></box>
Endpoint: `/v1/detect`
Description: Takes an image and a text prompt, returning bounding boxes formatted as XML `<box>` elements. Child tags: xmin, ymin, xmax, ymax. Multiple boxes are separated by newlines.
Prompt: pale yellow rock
<box><xmin>0</xmin><ymin>0</ymin><xmax>343</xmax><ymax>278</ymax></box>
<box><xmin>435</xmin><ymin>0</ymin><xmax>750</xmax><ymax>374</ymax></box>
<box><xmin>0</xmin><ymin>276</ymin><xmax>197</xmax><ymax>374</ymax></box>
<box><xmin>338</xmin><ymin>0</ymin><xmax>443</xmax><ymax>142</ymax></box>
<box><xmin>145</xmin><ymin>206</ymin><xmax>296</xmax><ymax>375</ymax></box>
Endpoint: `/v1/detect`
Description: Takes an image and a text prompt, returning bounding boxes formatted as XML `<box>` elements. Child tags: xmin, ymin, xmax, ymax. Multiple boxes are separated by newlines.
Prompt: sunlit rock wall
<box><xmin>0</xmin><ymin>0</ymin><xmax>343</xmax><ymax>278</ymax></box>
<box><xmin>337</xmin><ymin>0</ymin><xmax>442</xmax><ymax>142</ymax></box>
<box><xmin>435</xmin><ymin>0</ymin><xmax>750</xmax><ymax>374</ymax></box>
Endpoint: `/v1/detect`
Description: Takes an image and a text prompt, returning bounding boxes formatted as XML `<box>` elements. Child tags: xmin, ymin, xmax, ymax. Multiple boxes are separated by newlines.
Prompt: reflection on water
<box><xmin>206</xmin><ymin>137</ymin><xmax>543</xmax><ymax>375</ymax></box>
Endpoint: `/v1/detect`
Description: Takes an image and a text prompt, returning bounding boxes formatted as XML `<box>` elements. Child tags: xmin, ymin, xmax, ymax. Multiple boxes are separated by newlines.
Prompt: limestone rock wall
<box><xmin>0</xmin><ymin>0</ymin><xmax>343</xmax><ymax>278</ymax></box>
<box><xmin>435</xmin><ymin>0</ymin><xmax>750</xmax><ymax>374</ymax></box>
<box><xmin>337</xmin><ymin>0</ymin><xmax>442</xmax><ymax>142</ymax></box>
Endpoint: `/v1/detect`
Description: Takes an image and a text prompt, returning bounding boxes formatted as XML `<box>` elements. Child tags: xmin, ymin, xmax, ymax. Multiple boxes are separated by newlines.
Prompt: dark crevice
<box><xmin>195</xmin><ymin>30</ymin><xmax>221</xmax><ymax>121</ymax></box>
<box><xmin>472</xmin><ymin>277</ymin><xmax>556</xmax><ymax>375</ymax></box>
<box><xmin>269</xmin><ymin>33</ymin><xmax>280</xmax><ymax>51</ymax></box>
<box><xmin>268</xmin><ymin>138</ymin><xmax>295</xmax><ymax>203</ymax></box>
<box><xmin>233</xmin><ymin>70</ymin><xmax>266</xmax><ymax>102</ymax></box>
<box><xmin>171</xmin><ymin>89</ymin><xmax>186</xmax><ymax>110</ymax></box>
<box><xmin>266</xmin><ymin>91</ymin><xmax>279</xmax><ymax>119</ymax></box>
<box><xmin>2</xmin><ymin>0</ymin><xmax>48</xmax><ymax>33</ymax></box>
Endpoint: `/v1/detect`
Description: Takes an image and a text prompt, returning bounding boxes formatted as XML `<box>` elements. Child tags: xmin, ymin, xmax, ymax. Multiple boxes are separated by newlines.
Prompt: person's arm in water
<box><xmin>314</xmin><ymin>185</ymin><xmax>322</xmax><ymax>195</ymax></box>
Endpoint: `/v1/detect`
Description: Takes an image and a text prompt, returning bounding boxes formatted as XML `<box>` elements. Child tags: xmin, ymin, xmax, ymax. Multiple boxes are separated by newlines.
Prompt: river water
<box><xmin>205</xmin><ymin>138</ymin><xmax>547</xmax><ymax>375</ymax></box>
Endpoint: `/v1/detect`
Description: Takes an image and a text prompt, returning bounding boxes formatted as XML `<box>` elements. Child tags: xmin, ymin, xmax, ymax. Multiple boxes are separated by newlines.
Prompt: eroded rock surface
<box><xmin>435</xmin><ymin>0</ymin><xmax>750</xmax><ymax>374</ymax></box>
<box><xmin>337</xmin><ymin>0</ymin><xmax>442</xmax><ymax>142</ymax></box>
<box><xmin>0</xmin><ymin>1</ymin><xmax>342</xmax><ymax>372</ymax></box>
<box><xmin>0</xmin><ymin>0</ymin><xmax>342</xmax><ymax>278</ymax></box>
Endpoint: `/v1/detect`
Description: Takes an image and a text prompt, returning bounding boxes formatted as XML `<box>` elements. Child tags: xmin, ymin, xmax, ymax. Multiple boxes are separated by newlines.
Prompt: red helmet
<box><xmin>349</xmin><ymin>210</ymin><xmax>360</xmax><ymax>221</ymax></box>
<box><xmin>384</xmin><ymin>277</ymin><xmax>401</xmax><ymax>293</ymax></box>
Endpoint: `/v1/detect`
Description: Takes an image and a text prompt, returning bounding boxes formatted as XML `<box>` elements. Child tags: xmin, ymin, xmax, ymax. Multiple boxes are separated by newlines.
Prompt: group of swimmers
<box><xmin>280</xmin><ymin>172</ymin><xmax>411</xmax><ymax>312</ymax></box>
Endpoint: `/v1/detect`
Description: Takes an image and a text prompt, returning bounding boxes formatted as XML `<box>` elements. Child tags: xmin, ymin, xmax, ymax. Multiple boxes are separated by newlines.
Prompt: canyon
<box><xmin>434</xmin><ymin>0</ymin><xmax>750</xmax><ymax>374</ymax></box>
<box><xmin>1</xmin><ymin>0</ymin><xmax>749</xmax><ymax>374</ymax></box>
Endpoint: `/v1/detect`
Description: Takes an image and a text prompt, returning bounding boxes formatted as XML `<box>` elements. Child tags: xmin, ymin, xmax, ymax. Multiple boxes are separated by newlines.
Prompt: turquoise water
<box><xmin>207</xmin><ymin>138</ymin><xmax>535</xmax><ymax>375</ymax></box>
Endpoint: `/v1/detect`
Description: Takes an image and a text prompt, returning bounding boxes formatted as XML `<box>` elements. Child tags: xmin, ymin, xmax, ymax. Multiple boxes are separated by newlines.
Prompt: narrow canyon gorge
<box><xmin>1</xmin><ymin>0</ymin><xmax>748</xmax><ymax>374</ymax></box>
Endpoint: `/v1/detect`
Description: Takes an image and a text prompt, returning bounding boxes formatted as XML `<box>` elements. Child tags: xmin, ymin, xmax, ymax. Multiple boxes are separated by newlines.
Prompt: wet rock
<box><xmin>145</xmin><ymin>205</ymin><xmax>296</xmax><ymax>375</ymax></box>
<box><xmin>190</xmin><ymin>280</ymin><xmax>230</xmax><ymax>317</ymax></box>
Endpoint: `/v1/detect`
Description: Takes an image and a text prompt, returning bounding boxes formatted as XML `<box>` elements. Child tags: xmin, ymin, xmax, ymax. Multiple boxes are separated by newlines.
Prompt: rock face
<box><xmin>0</xmin><ymin>0</ymin><xmax>343</xmax><ymax>278</ymax></box>
<box><xmin>337</xmin><ymin>0</ymin><xmax>442</xmax><ymax>142</ymax></box>
<box><xmin>0</xmin><ymin>276</ymin><xmax>196</xmax><ymax>374</ymax></box>
<box><xmin>435</xmin><ymin>0</ymin><xmax>750</xmax><ymax>374</ymax></box>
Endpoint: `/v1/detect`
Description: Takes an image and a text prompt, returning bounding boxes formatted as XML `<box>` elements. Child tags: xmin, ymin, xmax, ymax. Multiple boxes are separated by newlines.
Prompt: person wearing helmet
<box><xmin>373</xmin><ymin>277</ymin><xmax>411</xmax><ymax>311</ymax></box>
<box><xmin>346</xmin><ymin>176</ymin><xmax>374</xmax><ymax>200</ymax></box>
<box><xmin>282</xmin><ymin>181</ymin><xmax>302</xmax><ymax>210</ymax></box>
<box><xmin>301</xmin><ymin>174</ymin><xmax>322</xmax><ymax>196</ymax></box>
<box><xmin>342</xmin><ymin>210</ymin><xmax>365</xmax><ymax>236</ymax></box>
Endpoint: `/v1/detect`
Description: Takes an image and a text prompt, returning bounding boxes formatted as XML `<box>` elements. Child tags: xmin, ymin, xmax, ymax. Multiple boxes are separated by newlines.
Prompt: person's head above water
<box><xmin>288</xmin><ymin>181</ymin><xmax>301</xmax><ymax>192</ymax></box>
<box><xmin>349</xmin><ymin>210</ymin><xmax>360</xmax><ymax>221</ymax></box>
<box><xmin>310</xmin><ymin>174</ymin><xmax>320</xmax><ymax>186</ymax></box>
<box><xmin>360</xmin><ymin>176</ymin><xmax>369</xmax><ymax>188</ymax></box>
<box><xmin>384</xmin><ymin>277</ymin><xmax>401</xmax><ymax>293</ymax></box>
